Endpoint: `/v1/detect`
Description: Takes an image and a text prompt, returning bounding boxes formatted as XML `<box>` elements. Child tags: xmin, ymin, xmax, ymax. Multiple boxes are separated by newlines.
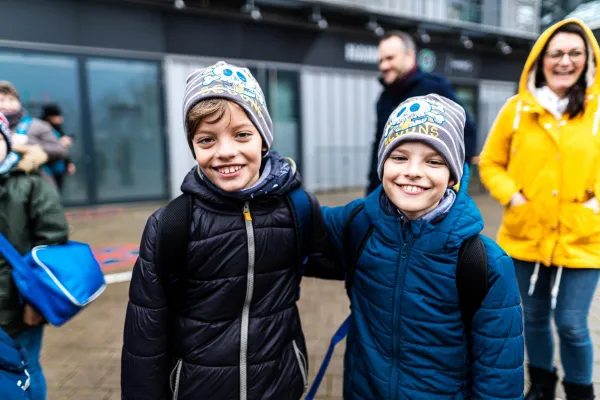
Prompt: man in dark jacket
<box><xmin>366</xmin><ymin>31</ymin><xmax>477</xmax><ymax>195</ymax></box>
<box><xmin>40</xmin><ymin>104</ymin><xmax>76</xmax><ymax>191</ymax></box>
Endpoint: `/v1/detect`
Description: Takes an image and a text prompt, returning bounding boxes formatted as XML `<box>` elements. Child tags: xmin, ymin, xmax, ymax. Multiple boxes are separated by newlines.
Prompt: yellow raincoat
<box><xmin>479</xmin><ymin>18</ymin><xmax>600</xmax><ymax>269</ymax></box>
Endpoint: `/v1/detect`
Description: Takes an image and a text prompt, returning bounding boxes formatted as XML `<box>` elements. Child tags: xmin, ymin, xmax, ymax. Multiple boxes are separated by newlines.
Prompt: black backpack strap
<box><xmin>156</xmin><ymin>194</ymin><xmax>193</xmax><ymax>309</ymax></box>
<box><xmin>456</xmin><ymin>235</ymin><xmax>489</xmax><ymax>332</ymax></box>
<box><xmin>343</xmin><ymin>204</ymin><xmax>373</xmax><ymax>297</ymax></box>
<box><xmin>286</xmin><ymin>188</ymin><xmax>313</xmax><ymax>273</ymax></box>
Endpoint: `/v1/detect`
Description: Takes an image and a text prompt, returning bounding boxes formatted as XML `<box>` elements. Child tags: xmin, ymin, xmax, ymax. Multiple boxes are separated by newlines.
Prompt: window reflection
<box><xmin>0</xmin><ymin>51</ymin><xmax>85</xmax><ymax>203</ymax></box>
<box><xmin>86</xmin><ymin>59</ymin><xmax>166</xmax><ymax>201</ymax></box>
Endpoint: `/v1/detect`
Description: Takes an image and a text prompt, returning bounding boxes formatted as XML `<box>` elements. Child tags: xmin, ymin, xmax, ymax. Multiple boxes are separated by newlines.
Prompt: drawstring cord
<box><xmin>528</xmin><ymin>261</ymin><xmax>563</xmax><ymax>310</ymax></box>
<box><xmin>528</xmin><ymin>261</ymin><xmax>540</xmax><ymax>296</ymax></box>
<box><xmin>551</xmin><ymin>266</ymin><xmax>563</xmax><ymax>310</ymax></box>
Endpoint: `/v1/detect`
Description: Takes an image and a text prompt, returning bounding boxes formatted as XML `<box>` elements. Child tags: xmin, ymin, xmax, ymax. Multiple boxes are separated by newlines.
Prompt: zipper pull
<box><xmin>401</xmin><ymin>243</ymin><xmax>408</xmax><ymax>259</ymax></box>
<box><xmin>243</xmin><ymin>202</ymin><xmax>252</xmax><ymax>221</ymax></box>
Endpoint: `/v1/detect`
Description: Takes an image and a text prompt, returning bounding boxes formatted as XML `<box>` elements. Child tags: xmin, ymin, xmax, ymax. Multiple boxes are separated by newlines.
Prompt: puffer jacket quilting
<box><xmin>122</xmin><ymin>166</ymin><xmax>336</xmax><ymax>400</ymax></box>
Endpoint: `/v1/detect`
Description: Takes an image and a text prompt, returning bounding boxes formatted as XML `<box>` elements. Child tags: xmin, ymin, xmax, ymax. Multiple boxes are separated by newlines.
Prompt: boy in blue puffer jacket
<box><xmin>321</xmin><ymin>94</ymin><xmax>524</xmax><ymax>399</ymax></box>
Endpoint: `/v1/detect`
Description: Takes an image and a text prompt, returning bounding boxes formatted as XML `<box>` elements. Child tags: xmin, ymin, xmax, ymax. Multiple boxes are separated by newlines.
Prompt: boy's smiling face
<box><xmin>192</xmin><ymin>101</ymin><xmax>264</xmax><ymax>192</ymax></box>
<box><xmin>382</xmin><ymin>141</ymin><xmax>455</xmax><ymax>220</ymax></box>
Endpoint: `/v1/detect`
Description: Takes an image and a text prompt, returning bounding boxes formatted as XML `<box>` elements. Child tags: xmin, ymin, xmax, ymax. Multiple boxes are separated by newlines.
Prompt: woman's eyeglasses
<box><xmin>544</xmin><ymin>49</ymin><xmax>586</xmax><ymax>63</ymax></box>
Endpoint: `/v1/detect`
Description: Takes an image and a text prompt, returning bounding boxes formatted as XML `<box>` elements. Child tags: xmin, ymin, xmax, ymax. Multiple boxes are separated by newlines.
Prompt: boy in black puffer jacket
<box><xmin>121</xmin><ymin>61</ymin><xmax>340</xmax><ymax>400</ymax></box>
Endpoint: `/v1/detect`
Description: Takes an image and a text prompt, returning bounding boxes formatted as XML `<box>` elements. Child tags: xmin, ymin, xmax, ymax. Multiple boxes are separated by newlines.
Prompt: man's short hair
<box><xmin>380</xmin><ymin>31</ymin><xmax>417</xmax><ymax>53</ymax></box>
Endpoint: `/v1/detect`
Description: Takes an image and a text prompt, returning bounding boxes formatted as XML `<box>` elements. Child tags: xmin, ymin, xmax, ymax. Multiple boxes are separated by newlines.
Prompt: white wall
<box><xmin>477</xmin><ymin>79</ymin><xmax>518</xmax><ymax>153</ymax></box>
<box><xmin>300</xmin><ymin>68</ymin><xmax>380</xmax><ymax>192</ymax></box>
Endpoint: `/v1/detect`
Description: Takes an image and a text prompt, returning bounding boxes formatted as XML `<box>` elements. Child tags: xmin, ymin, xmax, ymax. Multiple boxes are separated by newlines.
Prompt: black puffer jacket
<box><xmin>121</xmin><ymin>165</ymin><xmax>339</xmax><ymax>400</ymax></box>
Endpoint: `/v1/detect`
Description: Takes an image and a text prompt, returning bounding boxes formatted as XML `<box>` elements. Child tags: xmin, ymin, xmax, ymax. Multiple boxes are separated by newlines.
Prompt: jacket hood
<box><xmin>519</xmin><ymin>18</ymin><xmax>600</xmax><ymax>100</ymax></box>
<box><xmin>364</xmin><ymin>164</ymin><xmax>483</xmax><ymax>251</ymax></box>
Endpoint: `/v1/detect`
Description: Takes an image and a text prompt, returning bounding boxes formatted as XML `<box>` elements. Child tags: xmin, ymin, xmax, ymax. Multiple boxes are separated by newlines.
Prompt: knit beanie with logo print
<box><xmin>377</xmin><ymin>94</ymin><xmax>466</xmax><ymax>183</ymax></box>
<box><xmin>182</xmin><ymin>61</ymin><xmax>273</xmax><ymax>155</ymax></box>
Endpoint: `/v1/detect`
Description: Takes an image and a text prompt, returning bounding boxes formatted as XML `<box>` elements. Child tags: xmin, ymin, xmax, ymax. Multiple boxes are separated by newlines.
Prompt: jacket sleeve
<box><xmin>478</xmin><ymin>101</ymin><xmax>521</xmax><ymax>206</ymax></box>
<box><xmin>121</xmin><ymin>210</ymin><xmax>171</xmax><ymax>400</ymax></box>
<box><xmin>302</xmin><ymin>192</ymin><xmax>344</xmax><ymax>280</ymax></box>
<box><xmin>320</xmin><ymin>199</ymin><xmax>365</xmax><ymax>255</ymax></box>
<box><xmin>27</xmin><ymin>119</ymin><xmax>69</xmax><ymax>163</ymax></box>
<box><xmin>470</xmin><ymin>239</ymin><xmax>524</xmax><ymax>400</ymax></box>
<box><xmin>28</xmin><ymin>175</ymin><xmax>69</xmax><ymax>246</ymax></box>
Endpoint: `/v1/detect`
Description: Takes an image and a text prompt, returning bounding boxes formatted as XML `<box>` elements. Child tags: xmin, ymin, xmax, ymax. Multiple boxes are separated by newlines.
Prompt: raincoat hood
<box><xmin>519</xmin><ymin>18</ymin><xmax>600</xmax><ymax>101</ymax></box>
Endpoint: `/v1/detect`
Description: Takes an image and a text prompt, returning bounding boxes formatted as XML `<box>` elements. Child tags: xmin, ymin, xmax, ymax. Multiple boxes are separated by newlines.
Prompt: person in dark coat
<box><xmin>366</xmin><ymin>31</ymin><xmax>477</xmax><ymax>195</ymax></box>
<box><xmin>40</xmin><ymin>104</ymin><xmax>76</xmax><ymax>191</ymax></box>
<box><xmin>121</xmin><ymin>62</ymin><xmax>340</xmax><ymax>400</ymax></box>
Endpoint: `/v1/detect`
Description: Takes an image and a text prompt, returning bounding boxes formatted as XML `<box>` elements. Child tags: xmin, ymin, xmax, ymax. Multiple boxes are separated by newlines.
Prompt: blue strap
<box><xmin>305</xmin><ymin>315</ymin><xmax>352</xmax><ymax>400</ymax></box>
<box><xmin>0</xmin><ymin>152</ymin><xmax>21</xmax><ymax>175</ymax></box>
<box><xmin>14</xmin><ymin>116</ymin><xmax>32</xmax><ymax>136</ymax></box>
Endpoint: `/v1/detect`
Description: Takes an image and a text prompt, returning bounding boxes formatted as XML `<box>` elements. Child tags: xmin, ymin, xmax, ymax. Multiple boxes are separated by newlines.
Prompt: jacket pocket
<box><xmin>560</xmin><ymin>203</ymin><xmax>600</xmax><ymax>240</ymax></box>
<box><xmin>170</xmin><ymin>359</ymin><xmax>183</xmax><ymax>400</ymax></box>
<box><xmin>292</xmin><ymin>340</ymin><xmax>308</xmax><ymax>390</ymax></box>
<box><xmin>502</xmin><ymin>202</ymin><xmax>540</xmax><ymax>240</ymax></box>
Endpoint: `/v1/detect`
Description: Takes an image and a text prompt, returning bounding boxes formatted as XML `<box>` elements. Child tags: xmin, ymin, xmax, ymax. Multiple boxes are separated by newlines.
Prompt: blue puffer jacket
<box><xmin>322</xmin><ymin>172</ymin><xmax>524</xmax><ymax>400</ymax></box>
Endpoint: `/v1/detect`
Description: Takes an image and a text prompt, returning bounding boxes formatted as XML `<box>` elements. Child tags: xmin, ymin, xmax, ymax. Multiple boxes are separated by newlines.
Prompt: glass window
<box><xmin>449</xmin><ymin>0</ymin><xmax>482</xmax><ymax>23</ymax></box>
<box><xmin>0</xmin><ymin>51</ymin><xmax>85</xmax><ymax>203</ymax></box>
<box><xmin>86</xmin><ymin>58</ymin><xmax>166</xmax><ymax>201</ymax></box>
<box><xmin>267</xmin><ymin>70</ymin><xmax>300</xmax><ymax>163</ymax></box>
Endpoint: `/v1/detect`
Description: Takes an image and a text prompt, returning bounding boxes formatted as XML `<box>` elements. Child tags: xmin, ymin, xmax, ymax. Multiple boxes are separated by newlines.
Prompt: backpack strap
<box><xmin>287</xmin><ymin>188</ymin><xmax>312</xmax><ymax>268</ymax></box>
<box><xmin>343</xmin><ymin>204</ymin><xmax>373</xmax><ymax>296</ymax></box>
<box><xmin>14</xmin><ymin>116</ymin><xmax>32</xmax><ymax>136</ymax></box>
<box><xmin>287</xmin><ymin>188</ymin><xmax>313</xmax><ymax>301</ymax></box>
<box><xmin>456</xmin><ymin>235</ymin><xmax>489</xmax><ymax>332</ymax></box>
<box><xmin>156</xmin><ymin>194</ymin><xmax>193</xmax><ymax>309</ymax></box>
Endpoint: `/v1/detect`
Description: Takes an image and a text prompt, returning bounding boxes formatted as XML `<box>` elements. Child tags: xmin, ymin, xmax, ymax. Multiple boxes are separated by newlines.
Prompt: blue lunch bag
<box><xmin>0</xmin><ymin>233</ymin><xmax>106</xmax><ymax>326</ymax></box>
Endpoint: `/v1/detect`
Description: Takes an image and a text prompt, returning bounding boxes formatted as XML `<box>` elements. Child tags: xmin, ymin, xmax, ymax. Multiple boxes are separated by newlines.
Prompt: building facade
<box><xmin>0</xmin><ymin>0</ymin><xmax>538</xmax><ymax>204</ymax></box>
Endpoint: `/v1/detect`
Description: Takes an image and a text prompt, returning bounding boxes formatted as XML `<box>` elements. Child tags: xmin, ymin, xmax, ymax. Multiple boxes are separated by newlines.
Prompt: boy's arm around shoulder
<box><xmin>28</xmin><ymin>175</ymin><xmax>68</xmax><ymax>246</ymax></box>
<box><xmin>302</xmin><ymin>197</ymin><xmax>365</xmax><ymax>280</ymax></box>
<box><xmin>121</xmin><ymin>208</ymin><xmax>171</xmax><ymax>400</ymax></box>
<box><xmin>470</xmin><ymin>236</ymin><xmax>524</xmax><ymax>400</ymax></box>
<box><xmin>301</xmin><ymin>192</ymin><xmax>344</xmax><ymax>280</ymax></box>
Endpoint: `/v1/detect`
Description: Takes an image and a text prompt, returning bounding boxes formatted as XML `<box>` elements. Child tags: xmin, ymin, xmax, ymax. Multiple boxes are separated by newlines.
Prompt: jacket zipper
<box><xmin>170</xmin><ymin>359</ymin><xmax>183</xmax><ymax>400</ymax></box>
<box><xmin>390</xmin><ymin>230</ymin><xmax>414</xmax><ymax>400</ymax></box>
<box><xmin>292</xmin><ymin>339</ymin><xmax>309</xmax><ymax>390</ymax></box>
<box><xmin>240</xmin><ymin>202</ymin><xmax>256</xmax><ymax>400</ymax></box>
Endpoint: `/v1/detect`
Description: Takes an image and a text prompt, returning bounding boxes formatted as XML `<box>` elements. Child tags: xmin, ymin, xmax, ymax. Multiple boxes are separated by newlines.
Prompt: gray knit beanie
<box><xmin>377</xmin><ymin>94</ymin><xmax>465</xmax><ymax>183</ymax></box>
<box><xmin>182</xmin><ymin>61</ymin><xmax>273</xmax><ymax>153</ymax></box>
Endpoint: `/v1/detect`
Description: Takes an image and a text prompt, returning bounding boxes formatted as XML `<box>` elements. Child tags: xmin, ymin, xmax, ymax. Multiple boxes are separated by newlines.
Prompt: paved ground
<box><xmin>41</xmin><ymin>189</ymin><xmax>600</xmax><ymax>399</ymax></box>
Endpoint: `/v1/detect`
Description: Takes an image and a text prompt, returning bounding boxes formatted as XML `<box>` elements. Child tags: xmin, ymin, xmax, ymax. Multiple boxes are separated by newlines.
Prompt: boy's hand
<box><xmin>59</xmin><ymin>136</ymin><xmax>73</xmax><ymax>148</ymax></box>
<box><xmin>508</xmin><ymin>192</ymin><xmax>527</xmax><ymax>208</ymax></box>
<box><xmin>23</xmin><ymin>304</ymin><xmax>45</xmax><ymax>327</ymax></box>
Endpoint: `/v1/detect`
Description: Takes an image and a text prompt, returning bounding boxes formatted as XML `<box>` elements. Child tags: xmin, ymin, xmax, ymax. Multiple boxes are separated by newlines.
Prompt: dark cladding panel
<box><xmin>480</xmin><ymin>55</ymin><xmax>526</xmax><ymax>82</ymax></box>
<box><xmin>164</xmin><ymin>13</ymin><xmax>243</xmax><ymax>59</ymax></box>
<box><xmin>0</xmin><ymin>0</ymin><xmax>80</xmax><ymax>45</ymax></box>
<box><xmin>240</xmin><ymin>23</ymin><xmax>314</xmax><ymax>64</ymax></box>
<box><xmin>79</xmin><ymin>3</ymin><xmax>165</xmax><ymax>53</ymax></box>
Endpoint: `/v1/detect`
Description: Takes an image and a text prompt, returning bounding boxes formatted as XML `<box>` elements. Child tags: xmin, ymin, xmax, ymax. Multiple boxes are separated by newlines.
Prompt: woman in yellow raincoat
<box><xmin>480</xmin><ymin>19</ymin><xmax>600</xmax><ymax>400</ymax></box>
